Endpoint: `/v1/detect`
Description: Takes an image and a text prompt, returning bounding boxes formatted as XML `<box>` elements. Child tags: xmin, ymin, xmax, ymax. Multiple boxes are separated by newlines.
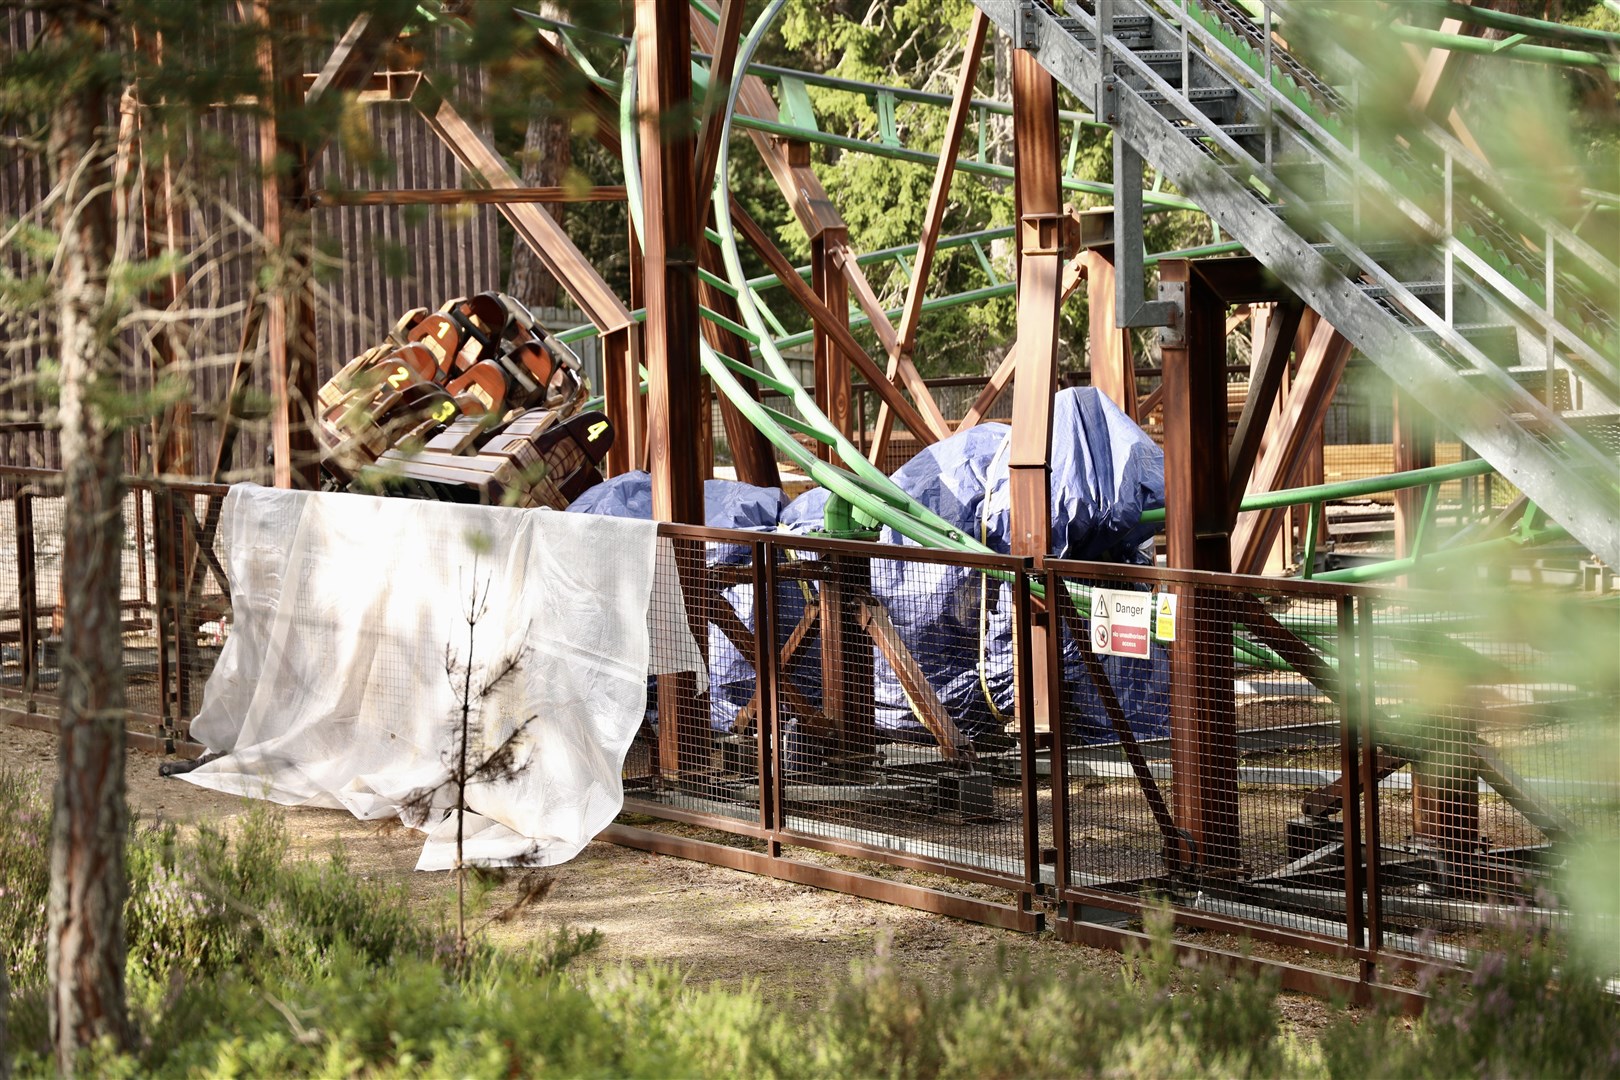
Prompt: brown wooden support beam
<box><xmin>1393</xmin><ymin>390</ymin><xmax>1435</xmax><ymax>560</ymax></box>
<box><xmin>1226</xmin><ymin>297</ymin><xmax>1305</xmax><ymax>521</ymax></box>
<box><xmin>305</xmin><ymin>9</ymin><xmax>411</xmax><ymax>107</ymax></box>
<box><xmin>252</xmin><ymin>0</ymin><xmax>320</xmax><ymax>489</ymax></box>
<box><xmin>869</xmin><ymin>9</ymin><xmax>988</xmax><ymax>456</ymax></box>
<box><xmin>309</xmin><ymin>186</ymin><xmax>627</xmax><ymax>206</ymax></box>
<box><xmin>859</xmin><ymin>600</ymin><xmax>967</xmax><ymax>759</ymax></box>
<box><xmin>730</xmin><ymin>204</ymin><xmax>936</xmax><ymax>443</ymax></box>
<box><xmin>820</xmin><ymin>558</ymin><xmax>876</xmax><ymax>759</ymax></box>
<box><xmin>1231</xmin><ymin>318</ymin><xmax>1353</xmax><ymax>573</ymax></box>
<box><xmin>416</xmin><ymin>86</ymin><xmax>632</xmax><ymax>336</ymax></box>
<box><xmin>1083</xmin><ymin>246</ymin><xmax>1137</xmax><ymax>419</ymax></box>
<box><xmin>812</xmin><ymin>229</ymin><xmax>854</xmax><ymax>458</ymax></box>
<box><xmin>639</xmin><ymin>0</ymin><xmax>704</xmax><ymax>781</ymax></box>
<box><xmin>1159</xmin><ymin>259</ymin><xmax>1239</xmax><ymax>871</ymax></box>
<box><xmin>693</xmin><ymin>0</ymin><xmax>745</xmax><ymax>219</ymax></box>
<box><xmin>896</xmin><ymin>9</ymin><xmax>987</xmax><ymax>361</ymax></box>
<box><xmin>637</xmin><ymin>0</ymin><xmax>702</xmax><ymax>523</ymax></box>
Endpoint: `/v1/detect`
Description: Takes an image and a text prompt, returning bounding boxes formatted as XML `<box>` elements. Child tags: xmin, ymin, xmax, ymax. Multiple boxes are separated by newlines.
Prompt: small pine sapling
<box><xmin>396</xmin><ymin>560</ymin><xmax>555</xmax><ymax>969</ymax></box>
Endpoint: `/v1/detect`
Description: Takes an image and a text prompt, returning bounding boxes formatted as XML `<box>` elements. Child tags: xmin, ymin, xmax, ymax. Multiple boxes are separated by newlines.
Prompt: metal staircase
<box><xmin>977</xmin><ymin>0</ymin><xmax>1620</xmax><ymax>566</ymax></box>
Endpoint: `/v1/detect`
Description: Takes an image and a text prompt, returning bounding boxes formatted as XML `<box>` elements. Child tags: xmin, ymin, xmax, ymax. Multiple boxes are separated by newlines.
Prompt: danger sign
<box><xmin>1090</xmin><ymin>588</ymin><xmax>1152</xmax><ymax>659</ymax></box>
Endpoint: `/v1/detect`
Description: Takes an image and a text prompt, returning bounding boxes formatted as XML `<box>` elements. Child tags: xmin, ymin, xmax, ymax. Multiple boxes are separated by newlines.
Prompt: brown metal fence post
<box><xmin>1044</xmin><ymin>565</ymin><xmax>1071</xmax><ymax>916</ymax></box>
<box><xmin>168</xmin><ymin>491</ymin><xmax>196</xmax><ymax>724</ymax></box>
<box><xmin>15</xmin><ymin>489</ymin><xmax>37</xmax><ymax>703</ymax></box>
<box><xmin>751</xmin><ymin>538</ymin><xmax>776</xmax><ymax>841</ymax></box>
<box><xmin>1161</xmin><ymin>261</ymin><xmax>1240</xmax><ymax>871</ymax></box>
<box><xmin>762</xmin><ymin>540</ymin><xmax>784</xmax><ymax>859</ymax></box>
<box><xmin>1013</xmin><ymin>560</ymin><xmax>1041</xmax><ymax>918</ymax></box>
<box><xmin>1359</xmin><ymin>595</ymin><xmax>1385</xmax><ymax>961</ymax></box>
<box><xmin>820</xmin><ymin>551</ymin><xmax>876</xmax><ymax>767</ymax></box>
<box><xmin>151</xmin><ymin>485</ymin><xmax>178</xmax><ymax>731</ymax></box>
<box><xmin>1337</xmin><ymin>594</ymin><xmax>1368</xmax><ymax>978</ymax></box>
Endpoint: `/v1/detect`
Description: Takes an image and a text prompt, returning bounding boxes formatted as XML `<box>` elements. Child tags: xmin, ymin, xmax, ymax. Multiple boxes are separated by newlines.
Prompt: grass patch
<box><xmin>2</xmin><ymin>767</ymin><xmax>1616</xmax><ymax>1078</ymax></box>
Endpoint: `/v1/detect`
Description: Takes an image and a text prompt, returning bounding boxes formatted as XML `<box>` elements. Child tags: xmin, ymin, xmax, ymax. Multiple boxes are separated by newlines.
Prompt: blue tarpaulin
<box><xmin>567</xmin><ymin>471</ymin><xmax>806</xmax><ymax>733</ymax></box>
<box><xmin>569</xmin><ymin>388</ymin><xmax>1169</xmax><ymax>750</ymax></box>
<box><xmin>785</xmin><ymin>387</ymin><xmax>1169</xmax><ymax>744</ymax></box>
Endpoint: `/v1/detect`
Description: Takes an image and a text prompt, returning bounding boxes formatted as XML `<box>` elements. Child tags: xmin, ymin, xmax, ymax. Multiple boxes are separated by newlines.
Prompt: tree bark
<box><xmin>505</xmin><ymin>110</ymin><xmax>571</xmax><ymax>310</ymax></box>
<box><xmin>46</xmin><ymin>10</ymin><xmax>131</xmax><ymax>1070</ymax></box>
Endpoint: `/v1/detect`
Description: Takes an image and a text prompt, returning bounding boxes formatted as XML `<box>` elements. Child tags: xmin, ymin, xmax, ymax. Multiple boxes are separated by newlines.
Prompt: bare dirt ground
<box><xmin>0</xmin><ymin>722</ymin><xmax>1341</xmax><ymax>1037</ymax></box>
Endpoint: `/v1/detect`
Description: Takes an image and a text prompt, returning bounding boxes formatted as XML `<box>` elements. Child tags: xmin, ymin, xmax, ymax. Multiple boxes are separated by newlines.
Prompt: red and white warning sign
<box><xmin>1090</xmin><ymin>588</ymin><xmax>1152</xmax><ymax>659</ymax></box>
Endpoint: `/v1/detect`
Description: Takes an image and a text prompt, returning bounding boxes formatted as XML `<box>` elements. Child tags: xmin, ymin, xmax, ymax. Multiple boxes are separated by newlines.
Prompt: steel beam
<box><xmin>636</xmin><ymin>0</ymin><xmax>702</xmax><ymax>524</ymax></box>
<box><xmin>252</xmin><ymin>0</ymin><xmax>320</xmax><ymax>490</ymax></box>
<box><xmin>959</xmin><ymin>250</ymin><xmax>1090</xmax><ymax>431</ymax></box>
<box><xmin>870</xmin><ymin>8</ymin><xmax>989</xmax><ymax>456</ymax></box>
<box><xmin>639</xmin><ymin>1</ymin><xmax>705</xmax><ymax>780</ymax></box>
<box><xmin>1232</xmin><ymin>319</ymin><xmax>1354</xmax><ymax>574</ymax></box>
<box><xmin>1008</xmin><ymin>49</ymin><xmax>1061</xmax><ymax>750</ymax></box>
<box><xmin>1008</xmin><ymin>49</ymin><xmax>1061</xmax><ymax>560</ymax></box>
<box><xmin>1393</xmin><ymin>391</ymin><xmax>1435</xmax><ymax>561</ymax></box>
<box><xmin>1227</xmin><ymin>297</ymin><xmax>1305</xmax><ymax>522</ymax></box>
<box><xmin>1159</xmin><ymin>259</ymin><xmax>1239</xmax><ymax>871</ymax></box>
<box><xmin>812</xmin><ymin>228</ymin><xmax>854</xmax><ymax>459</ymax></box>
<box><xmin>729</xmin><ymin>203</ymin><xmax>936</xmax><ymax>443</ymax></box>
<box><xmin>1082</xmin><ymin>246</ymin><xmax>1136</xmax><ymax>417</ymax></box>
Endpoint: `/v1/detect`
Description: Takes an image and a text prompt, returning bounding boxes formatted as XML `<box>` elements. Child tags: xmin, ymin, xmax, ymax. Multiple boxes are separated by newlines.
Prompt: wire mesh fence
<box><xmin>1</xmin><ymin>466</ymin><xmax>1612</xmax><ymax>988</ymax></box>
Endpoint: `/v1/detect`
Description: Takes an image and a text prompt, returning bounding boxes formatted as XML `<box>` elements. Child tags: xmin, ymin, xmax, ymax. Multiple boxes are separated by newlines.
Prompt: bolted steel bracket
<box><xmin>1157</xmin><ymin>281</ymin><xmax>1187</xmax><ymax>347</ymax></box>
<box><xmin>1099</xmin><ymin>74</ymin><xmax>1120</xmax><ymax>125</ymax></box>
<box><xmin>1014</xmin><ymin>0</ymin><xmax>1039</xmax><ymax>51</ymax></box>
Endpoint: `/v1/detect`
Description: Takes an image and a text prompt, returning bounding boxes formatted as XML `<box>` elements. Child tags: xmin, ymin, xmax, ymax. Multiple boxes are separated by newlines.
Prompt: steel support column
<box><xmin>639</xmin><ymin>0</ymin><xmax>705</xmax><ymax>780</ymax></box>
<box><xmin>1082</xmin><ymin>246</ymin><xmax>1136</xmax><ymax>417</ymax></box>
<box><xmin>254</xmin><ymin>0</ymin><xmax>319</xmax><ymax>489</ymax></box>
<box><xmin>1393</xmin><ymin>390</ymin><xmax>1435</xmax><ymax>561</ymax></box>
<box><xmin>1159</xmin><ymin>259</ymin><xmax>1239</xmax><ymax>871</ymax></box>
<box><xmin>1009</xmin><ymin>50</ymin><xmax>1060</xmax><ymax>741</ymax></box>
<box><xmin>812</xmin><ymin>227</ymin><xmax>854</xmax><ymax>460</ymax></box>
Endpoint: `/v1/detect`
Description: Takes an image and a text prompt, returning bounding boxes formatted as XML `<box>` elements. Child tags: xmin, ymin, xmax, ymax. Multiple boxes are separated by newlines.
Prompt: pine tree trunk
<box><xmin>505</xmin><ymin>107</ymin><xmax>572</xmax><ymax>311</ymax></box>
<box><xmin>46</xmin><ymin>11</ymin><xmax>131</xmax><ymax>1070</ymax></box>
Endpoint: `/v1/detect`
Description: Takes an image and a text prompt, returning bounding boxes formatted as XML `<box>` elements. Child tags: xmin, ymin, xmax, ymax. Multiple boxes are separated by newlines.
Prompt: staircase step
<box><xmin>1358</xmin><ymin>281</ymin><xmax>1446</xmax><ymax>300</ymax></box>
<box><xmin>1560</xmin><ymin>411</ymin><xmax>1620</xmax><ymax>455</ymax></box>
<box><xmin>1141</xmin><ymin>87</ymin><xmax>1238</xmax><ymax>118</ymax></box>
<box><xmin>1122</xmin><ymin>50</ymin><xmax>1182</xmax><ymax>66</ymax></box>
<box><xmin>1460</xmin><ymin>366</ymin><xmax>1573</xmax><ymax>411</ymax></box>
<box><xmin>1410</xmin><ymin>322</ymin><xmax>1521</xmax><ymax>361</ymax></box>
<box><xmin>1183</xmin><ymin>123</ymin><xmax>1266</xmax><ymax>138</ymax></box>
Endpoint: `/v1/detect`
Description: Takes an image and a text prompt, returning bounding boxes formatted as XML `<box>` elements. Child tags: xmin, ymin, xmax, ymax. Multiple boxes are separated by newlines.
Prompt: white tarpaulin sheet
<box><xmin>182</xmin><ymin>484</ymin><xmax>703</xmax><ymax>870</ymax></box>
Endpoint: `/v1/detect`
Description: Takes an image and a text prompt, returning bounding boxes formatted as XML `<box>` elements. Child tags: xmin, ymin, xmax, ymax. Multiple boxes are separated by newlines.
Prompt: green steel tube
<box><xmin>732</xmin><ymin>113</ymin><xmax>1204</xmax><ymax>212</ymax></box>
<box><xmin>522</xmin><ymin>7</ymin><xmax>1102</xmax><ymax>127</ymax></box>
<box><xmin>1415</xmin><ymin>1</ymin><xmax>1620</xmax><ymax>50</ymax></box>
<box><xmin>620</xmin><ymin>6</ymin><xmax>992</xmax><ymax>555</ymax></box>
<box><xmin>1316</xmin><ymin>11</ymin><xmax>1620</xmax><ymax>75</ymax></box>
<box><xmin>1307</xmin><ymin>524</ymin><xmax>1571</xmax><ymax>584</ymax></box>
<box><xmin>1138</xmin><ymin>458</ymin><xmax>1498</xmax><ymax>524</ymax></box>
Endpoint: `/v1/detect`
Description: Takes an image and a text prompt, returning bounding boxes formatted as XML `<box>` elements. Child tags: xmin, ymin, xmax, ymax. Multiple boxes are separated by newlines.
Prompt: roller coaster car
<box><xmin>314</xmin><ymin>292</ymin><xmax>612</xmax><ymax>509</ymax></box>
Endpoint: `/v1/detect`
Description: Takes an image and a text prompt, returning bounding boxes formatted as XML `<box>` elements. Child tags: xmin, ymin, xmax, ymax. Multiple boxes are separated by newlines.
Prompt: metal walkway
<box><xmin>974</xmin><ymin>0</ymin><xmax>1618</xmax><ymax>565</ymax></box>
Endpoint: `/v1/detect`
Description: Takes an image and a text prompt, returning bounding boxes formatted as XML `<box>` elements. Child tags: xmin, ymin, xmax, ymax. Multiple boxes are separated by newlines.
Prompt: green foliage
<box><xmin>3</xmin><ymin>764</ymin><xmax>1619</xmax><ymax>1079</ymax></box>
<box><xmin>0</xmin><ymin>771</ymin><xmax>51</xmax><ymax>990</ymax></box>
<box><xmin>1320</xmin><ymin>926</ymin><xmax>1620</xmax><ymax>1079</ymax></box>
